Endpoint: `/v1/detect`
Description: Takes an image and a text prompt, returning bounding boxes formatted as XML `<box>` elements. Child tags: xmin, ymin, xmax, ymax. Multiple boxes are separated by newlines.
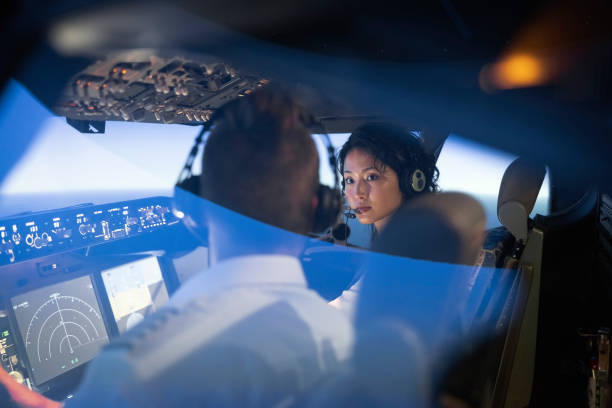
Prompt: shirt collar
<box><xmin>198</xmin><ymin>254</ymin><xmax>307</xmax><ymax>292</ymax></box>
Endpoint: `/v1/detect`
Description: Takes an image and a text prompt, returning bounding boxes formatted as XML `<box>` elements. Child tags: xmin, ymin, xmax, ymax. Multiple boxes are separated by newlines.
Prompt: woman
<box><xmin>330</xmin><ymin>122</ymin><xmax>440</xmax><ymax>315</ymax></box>
<box><xmin>339</xmin><ymin>122</ymin><xmax>439</xmax><ymax>238</ymax></box>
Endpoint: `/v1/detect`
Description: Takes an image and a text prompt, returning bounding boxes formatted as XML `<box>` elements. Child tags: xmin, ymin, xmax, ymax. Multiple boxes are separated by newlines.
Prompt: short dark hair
<box><xmin>200</xmin><ymin>88</ymin><xmax>319</xmax><ymax>234</ymax></box>
<box><xmin>338</xmin><ymin>122</ymin><xmax>439</xmax><ymax>198</ymax></box>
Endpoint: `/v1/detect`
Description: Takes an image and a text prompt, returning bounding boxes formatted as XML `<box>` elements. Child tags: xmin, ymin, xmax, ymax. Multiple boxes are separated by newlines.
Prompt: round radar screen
<box><xmin>11</xmin><ymin>275</ymin><xmax>109</xmax><ymax>385</ymax></box>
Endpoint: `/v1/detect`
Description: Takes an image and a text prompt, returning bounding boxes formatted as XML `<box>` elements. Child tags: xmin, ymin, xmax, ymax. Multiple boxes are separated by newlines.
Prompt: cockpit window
<box><xmin>0</xmin><ymin>81</ymin><xmax>199</xmax><ymax>216</ymax></box>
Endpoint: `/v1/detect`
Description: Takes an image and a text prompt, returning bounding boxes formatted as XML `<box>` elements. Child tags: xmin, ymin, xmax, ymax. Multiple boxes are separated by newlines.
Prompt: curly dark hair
<box><xmin>338</xmin><ymin>122</ymin><xmax>439</xmax><ymax>199</ymax></box>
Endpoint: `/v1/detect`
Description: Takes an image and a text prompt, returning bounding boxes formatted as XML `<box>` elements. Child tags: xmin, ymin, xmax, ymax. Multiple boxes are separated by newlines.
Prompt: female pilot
<box><xmin>339</xmin><ymin>122</ymin><xmax>439</xmax><ymax>238</ymax></box>
<box><xmin>330</xmin><ymin>122</ymin><xmax>440</xmax><ymax>316</ymax></box>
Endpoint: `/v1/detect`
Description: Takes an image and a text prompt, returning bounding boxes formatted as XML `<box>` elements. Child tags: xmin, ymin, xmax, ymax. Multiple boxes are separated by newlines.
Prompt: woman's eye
<box><xmin>366</xmin><ymin>174</ymin><xmax>379</xmax><ymax>181</ymax></box>
<box><xmin>344</xmin><ymin>177</ymin><xmax>354</xmax><ymax>185</ymax></box>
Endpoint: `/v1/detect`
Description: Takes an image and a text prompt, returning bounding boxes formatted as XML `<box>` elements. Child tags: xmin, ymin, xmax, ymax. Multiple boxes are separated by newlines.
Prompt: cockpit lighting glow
<box><xmin>480</xmin><ymin>53</ymin><xmax>546</xmax><ymax>91</ymax></box>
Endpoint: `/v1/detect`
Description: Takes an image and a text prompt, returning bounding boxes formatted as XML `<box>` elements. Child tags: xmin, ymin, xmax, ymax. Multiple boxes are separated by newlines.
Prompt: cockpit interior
<box><xmin>1</xmin><ymin>1</ymin><xmax>612</xmax><ymax>407</ymax></box>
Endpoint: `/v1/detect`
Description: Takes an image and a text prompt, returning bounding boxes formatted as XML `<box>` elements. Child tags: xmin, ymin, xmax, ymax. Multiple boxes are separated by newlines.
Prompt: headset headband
<box><xmin>176</xmin><ymin>110</ymin><xmax>339</xmax><ymax>192</ymax></box>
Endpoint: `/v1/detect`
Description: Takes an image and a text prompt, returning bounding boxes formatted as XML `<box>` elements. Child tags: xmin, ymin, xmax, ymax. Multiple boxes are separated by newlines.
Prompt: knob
<box><xmin>8</xmin><ymin>370</ymin><xmax>24</xmax><ymax>384</ymax></box>
<box><xmin>79</xmin><ymin>224</ymin><xmax>93</xmax><ymax>235</ymax></box>
<box><xmin>5</xmin><ymin>249</ymin><xmax>15</xmax><ymax>263</ymax></box>
<box><xmin>33</xmin><ymin>236</ymin><xmax>44</xmax><ymax>249</ymax></box>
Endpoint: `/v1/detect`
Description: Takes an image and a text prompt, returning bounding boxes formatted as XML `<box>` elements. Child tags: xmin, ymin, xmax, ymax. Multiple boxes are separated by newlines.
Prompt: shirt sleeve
<box><xmin>63</xmin><ymin>342</ymin><xmax>299</xmax><ymax>408</ymax></box>
<box><xmin>63</xmin><ymin>349</ymin><xmax>145</xmax><ymax>408</ymax></box>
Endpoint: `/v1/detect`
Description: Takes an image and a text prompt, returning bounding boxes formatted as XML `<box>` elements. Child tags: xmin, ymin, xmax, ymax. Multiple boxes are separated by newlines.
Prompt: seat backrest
<box><xmin>488</xmin><ymin>158</ymin><xmax>547</xmax><ymax>407</ymax></box>
<box><xmin>469</xmin><ymin>158</ymin><xmax>547</xmax><ymax>326</ymax></box>
<box><xmin>444</xmin><ymin>158</ymin><xmax>547</xmax><ymax>407</ymax></box>
<box><xmin>487</xmin><ymin>157</ymin><xmax>546</xmax><ymax>331</ymax></box>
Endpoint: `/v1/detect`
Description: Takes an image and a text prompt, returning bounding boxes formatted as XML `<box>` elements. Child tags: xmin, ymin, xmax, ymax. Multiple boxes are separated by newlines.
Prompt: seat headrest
<box><xmin>374</xmin><ymin>192</ymin><xmax>486</xmax><ymax>265</ymax></box>
<box><xmin>497</xmin><ymin>158</ymin><xmax>546</xmax><ymax>242</ymax></box>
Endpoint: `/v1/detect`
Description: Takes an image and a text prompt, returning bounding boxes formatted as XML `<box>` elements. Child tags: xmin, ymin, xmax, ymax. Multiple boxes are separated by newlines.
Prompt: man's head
<box><xmin>200</xmin><ymin>88</ymin><xmax>320</xmax><ymax>235</ymax></box>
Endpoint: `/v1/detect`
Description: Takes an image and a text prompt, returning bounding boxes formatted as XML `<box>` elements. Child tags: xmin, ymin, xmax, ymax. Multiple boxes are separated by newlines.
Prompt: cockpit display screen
<box><xmin>11</xmin><ymin>275</ymin><xmax>109</xmax><ymax>386</ymax></box>
<box><xmin>101</xmin><ymin>256</ymin><xmax>169</xmax><ymax>333</ymax></box>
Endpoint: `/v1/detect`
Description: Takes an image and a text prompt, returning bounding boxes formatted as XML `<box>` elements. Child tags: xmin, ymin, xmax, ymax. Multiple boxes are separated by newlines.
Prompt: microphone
<box><xmin>343</xmin><ymin>206</ymin><xmax>361</xmax><ymax>219</ymax></box>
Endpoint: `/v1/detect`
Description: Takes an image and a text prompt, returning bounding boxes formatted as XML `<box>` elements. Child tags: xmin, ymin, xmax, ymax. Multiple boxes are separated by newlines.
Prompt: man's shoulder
<box><xmin>110</xmin><ymin>273</ymin><xmax>353</xmax><ymax>365</ymax></box>
<box><xmin>67</xmin><ymin>265</ymin><xmax>354</xmax><ymax>407</ymax></box>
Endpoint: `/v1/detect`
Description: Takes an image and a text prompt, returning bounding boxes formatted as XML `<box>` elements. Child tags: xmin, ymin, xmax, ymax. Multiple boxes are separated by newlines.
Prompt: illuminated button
<box><xmin>33</xmin><ymin>236</ymin><xmax>44</xmax><ymax>249</ymax></box>
<box><xmin>8</xmin><ymin>371</ymin><xmax>23</xmax><ymax>384</ymax></box>
<box><xmin>79</xmin><ymin>224</ymin><xmax>94</xmax><ymax>235</ymax></box>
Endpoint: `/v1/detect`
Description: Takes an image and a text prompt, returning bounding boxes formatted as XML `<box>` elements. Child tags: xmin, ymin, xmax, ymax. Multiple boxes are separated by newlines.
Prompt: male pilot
<box><xmin>0</xmin><ymin>88</ymin><xmax>354</xmax><ymax>407</ymax></box>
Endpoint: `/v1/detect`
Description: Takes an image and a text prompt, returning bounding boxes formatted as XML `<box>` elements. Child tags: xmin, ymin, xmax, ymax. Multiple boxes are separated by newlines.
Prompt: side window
<box><xmin>436</xmin><ymin>134</ymin><xmax>549</xmax><ymax>229</ymax></box>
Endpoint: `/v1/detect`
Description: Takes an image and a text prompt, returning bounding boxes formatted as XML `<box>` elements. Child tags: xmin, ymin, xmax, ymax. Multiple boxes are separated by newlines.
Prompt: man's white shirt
<box><xmin>66</xmin><ymin>254</ymin><xmax>354</xmax><ymax>407</ymax></box>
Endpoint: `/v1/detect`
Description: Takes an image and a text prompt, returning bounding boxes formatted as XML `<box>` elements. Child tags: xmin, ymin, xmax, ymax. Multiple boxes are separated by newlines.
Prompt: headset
<box><xmin>341</xmin><ymin>128</ymin><xmax>431</xmax><ymax>200</ymax></box>
<box><xmin>388</xmin><ymin>132</ymin><xmax>431</xmax><ymax>198</ymax></box>
<box><xmin>173</xmin><ymin>102</ymin><xmax>343</xmax><ymax>237</ymax></box>
<box><xmin>402</xmin><ymin>167</ymin><xmax>427</xmax><ymax>195</ymax></box>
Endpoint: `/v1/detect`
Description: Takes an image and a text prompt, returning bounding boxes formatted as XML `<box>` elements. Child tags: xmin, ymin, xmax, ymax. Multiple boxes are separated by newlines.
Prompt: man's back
<box><xmin>65</xmin><ymin>255</ymin><xmax>353</xmax><ymax>407</ymax></box>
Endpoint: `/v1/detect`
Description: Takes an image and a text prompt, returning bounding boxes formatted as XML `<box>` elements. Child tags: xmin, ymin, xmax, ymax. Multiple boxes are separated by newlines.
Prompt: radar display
<box><xmin>11</xmin><ymin>276</ymin><xmax>109</xmax><ymax>385</ymax></box>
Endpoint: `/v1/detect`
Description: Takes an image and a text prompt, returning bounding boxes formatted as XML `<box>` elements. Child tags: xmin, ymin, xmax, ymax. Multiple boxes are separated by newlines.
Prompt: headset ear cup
<box><xmin>173</xmin><ymin>179</ymin><xmax>209</xmax><ymax>244</ymax></box>
<box><xmin>313</xmin><ymin>185</ymin><xmax>343</xmax><ymax>233</ymax></box>
<box><xmin>176</xmin><ymin>175</ymin><xmax>201</xmax><ymax>197</ymax></box>
<box><xmin>410</xmin><ymin>169</ymin><xmax>427</xmax><ymax>193</ymax></box>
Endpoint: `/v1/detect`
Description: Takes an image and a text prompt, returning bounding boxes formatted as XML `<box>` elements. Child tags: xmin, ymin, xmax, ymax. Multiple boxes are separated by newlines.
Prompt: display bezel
<box><xmin>98</xmin><ymin>255</ymin><xmax>171</xmax><ymax>334</ymax></box>
<box><xmin>8</xmin><ymin>273</ymin><xmax>111</xmax><ymax>388</ymax></box>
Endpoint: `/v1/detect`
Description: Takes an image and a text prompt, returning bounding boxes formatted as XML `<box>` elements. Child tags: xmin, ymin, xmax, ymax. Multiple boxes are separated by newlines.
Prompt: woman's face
<box><xmin>343</xmin><ymin>148</ymin><xmax>403</xmax><ymax>231</ymax></box>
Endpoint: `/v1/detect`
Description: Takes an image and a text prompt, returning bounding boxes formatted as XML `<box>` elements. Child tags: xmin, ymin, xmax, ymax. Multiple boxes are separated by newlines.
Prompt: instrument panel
<box><xmin>101</xmin><ymin>257</ymin><xmax>169</xmax><ymax>334</ymax></box>
<box><xmin>0</xmin><ymin>196</ymin><xmax>179</xmax><ymax>266</ymax></box>
<box><xmin>0</xmin><ymin>196</ymin><xmax>182</xmax><ymax>395</ymax></box>
<box><xmin>0</xmin><ymin>253</ymin><xmax>175</xmax><ymax>395</ymax></box>
<box><xmin>11</xmin><ymin>275</ymin><xmax>110</xmax><ymax>386</ymax></box>
<box><xmin>54</xmin><ymin>52</ymin><xmax>267</xmax><ymax>126</ymax></box>
<box><xmin>0</xmin><ymin>317</ymin><xmax>27</xmax><ymax>388</ymax></box>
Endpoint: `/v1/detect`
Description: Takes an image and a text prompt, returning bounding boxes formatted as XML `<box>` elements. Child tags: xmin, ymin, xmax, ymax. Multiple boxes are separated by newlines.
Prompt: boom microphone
<box><xmin>343</xmin><ymin>206</ymin><xmax>361</xmax><ymax>219</ymax></box>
